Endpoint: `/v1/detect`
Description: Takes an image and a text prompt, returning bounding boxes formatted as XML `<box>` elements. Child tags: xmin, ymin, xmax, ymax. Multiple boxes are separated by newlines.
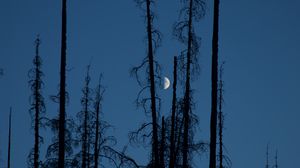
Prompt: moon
<box><xmin>163</xmin><ymin>77</ymin><xmax>170</xmax><ymax>90</ymax></box>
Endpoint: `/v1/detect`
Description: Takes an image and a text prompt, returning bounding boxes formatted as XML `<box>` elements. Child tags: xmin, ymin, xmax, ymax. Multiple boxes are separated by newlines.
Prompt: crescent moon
<box><xmin>163</xmin><ymin>77</ymin><xmax>170</xmax><ymax>90</ymax></box>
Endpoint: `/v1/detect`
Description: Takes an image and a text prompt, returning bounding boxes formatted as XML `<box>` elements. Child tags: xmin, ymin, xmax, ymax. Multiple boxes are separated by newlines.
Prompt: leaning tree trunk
<box><xmin>169</xmin><ymin>56</ymin><xmax>177</xmax><ymax>168</ymax></box>
<box><xmin>58</xmin><ymin>0</ymin><xmax>67</xmax><ymax>167</ymax></box>
<box><xmin>209</xmin><ymin>0</ymin><xmax>220</xmax><ymax>168</ymax></box>
<box><xmin>182</xmin><ymin>0</ymin><xmax>193</xmax><ymax>167</ymax></box>
<box><xmin>145</xmin><ymin>0</ymin><xmax>159</xmax><ymax>167</ymax></box>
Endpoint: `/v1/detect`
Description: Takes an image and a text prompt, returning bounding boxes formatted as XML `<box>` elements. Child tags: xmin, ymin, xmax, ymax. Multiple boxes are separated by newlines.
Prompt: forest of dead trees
<box><xmin>0</xmin><ymin>0</ymin><xmax>281</xmax><ymax>168</ymax></box>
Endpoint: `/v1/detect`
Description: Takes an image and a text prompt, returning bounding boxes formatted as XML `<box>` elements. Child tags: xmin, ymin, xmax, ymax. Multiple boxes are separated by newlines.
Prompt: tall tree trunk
<box><xmin>160</xmin><ymin>117</ymin><xmax>166</xmax><ymax>168</ymax></box>
<box><xmin>145</xmin><ymin>0</ymin><xmax>159</xmax><ymax>167</ymax></box>
<box><xmin>169</xmin><ymin>56</ymin><xmax>177</xmax><ymax>168</ymax></box>
<box><xmin>58</xmin><ymin>0</ymin><xmax>67</xmax><ymax>167</ymax></box>
<box><xmin>7</xmin><ymin>108</ymin><xmax>12</xmax><ymax>168</ymax></box>
<box><xmin>94</xmin><ymin>78</ymin><xmax>101</xmax><ymax>168</ymax></box>
<box><xmin>209</xmin><ymin>0</ymin><xmax>220</xmax><ymax>168</ymax></box>
<box><xmin>34</xmin><ymin>37</ymin><xmax>41</xmax><ymax>168</ymax></box>
<box><xmin>182</xmin><ymin>0</ymin><xmax>193</xmax><ymax>167</ymax></box>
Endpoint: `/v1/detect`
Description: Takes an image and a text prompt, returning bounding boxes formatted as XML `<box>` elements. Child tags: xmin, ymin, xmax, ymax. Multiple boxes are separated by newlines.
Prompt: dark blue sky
<box><xmin>1</xmin><ymin>0</ymin><xmax>299</xmax><ymax>167</ymax></box>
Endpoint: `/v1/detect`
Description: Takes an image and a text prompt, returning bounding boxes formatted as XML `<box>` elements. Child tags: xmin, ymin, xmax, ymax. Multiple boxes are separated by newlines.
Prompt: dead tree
<box><xmin>131</xmin><ymin>0</ymin><xmax>162</xmax><ymax>167</ymax></box>
<box><xmin>169</xmin><ymin>56</ymin><xmax>178</xmax><ymax>168</ymax></box>
<box><xmin>159</xmin><ymin>116</ymin><xmax>166</xmax><ymax>168</ymax></box>
<box><xmin>58</xmin><ymin>0</ymin><xmax>68</xmax><ymax>166</ymax></box>
<box><xmin>209</xmin><ymin>0</ymin><xmax>220</xmax><ymax>167</ymax></box>
<box><xmin>173</xmin><ymin>0</ymin><xmax>205</xmax><ymax>167</ymax></box>
<box><xmin>27</xmin><ymin>36</ymin><xmax>46</xmax><ymax>168</ymax></box>
<box><xmin>94</xmin><ymin>75</ymin><xmax>104</xmax><ymax>168</ymax></box>
<box><xmin>76</xmin><ymin>66</ymin><xmax>93</xmax><ymax>168</ymax></box>
<box><xmin>217</xmin><ymin>65</ymin><xmax>224</xmax><ymax>168</ymax></box>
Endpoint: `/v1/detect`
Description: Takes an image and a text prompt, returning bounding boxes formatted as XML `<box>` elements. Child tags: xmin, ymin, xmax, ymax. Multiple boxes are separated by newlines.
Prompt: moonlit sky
<box><xmin>1</xmin><ymin>0</ymin><xmax>300</xmax><ymax>167</ymax></box>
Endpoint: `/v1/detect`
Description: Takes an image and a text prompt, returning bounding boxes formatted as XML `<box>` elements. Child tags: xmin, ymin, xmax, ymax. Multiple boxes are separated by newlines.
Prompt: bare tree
<box><xmin>169</xmin><ymin>56</ymin><xmax>178</xmax><ymax>168</ymax></box>
<box><xmin>217</xmin><ymin>64</ymin><xmax>231</xmax><ymax>168</ymax></box>
<box><xmin>76</xmin><ymin>66</ymin><xmax>93</xmax><ymax>168</ymax></box>
<box><xmin>27</xmin><ymin>36</ymin><xmax>46</xmax><ymax>168</ymax></box>
<box><xmin>173</xmin><ymin>0</ymin><xmax>205</xmax><ymax>167</ymax></box>
<box><xmin>58</xmin><ymin>0</ymin><xmax>68</xmax><ymax>166</ymax></box>
<box><xmin>94</xmin><ymin>75</ymin><xmax>104</xmax><ymax>168</ymax></box>
<box><xmin>209</xmin><ymin>0</ymin><xmax>220</xmax><ymax>167</ymax></box>
<box><xmin>131</xmin><ymin>0</ymin><xmax>162</xmax><ymax>167</ymax></box>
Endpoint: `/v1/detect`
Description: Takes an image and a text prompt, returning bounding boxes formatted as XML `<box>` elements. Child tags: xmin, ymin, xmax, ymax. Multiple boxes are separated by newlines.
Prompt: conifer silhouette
<box><xmin>27</xmin><ymin>36</ymin><xmax>46</xmax><ymax>168</ymax></box>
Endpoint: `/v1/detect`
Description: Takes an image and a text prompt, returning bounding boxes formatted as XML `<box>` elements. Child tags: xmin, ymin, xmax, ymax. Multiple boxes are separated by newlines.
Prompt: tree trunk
<box><xmin>58</xmin><ymin>0</ymin><xmax>67</xmax><ymax>167</ymax></box>
<box><xmin>94</xmin><ymin>79</ymin><xmax>101</xmax><ymax>168</ymax></box>
<box><xmin>182</xmin><ymin>0</ymin><xmax>193</xmax><ymax>167</ymax></box>
<box><xmin>34</xmin><ymin>37</ymin><xmax>41</xmax><ymax>168</ymax></box>
<box><xmin>160</xmin><ymin>117</ymin><xmax>166</xmax><ymax>168</ymax></box>
<box><xmin>209</xmin><ymin>0</ymin><xmax>220</xmax><ymax>168</ymax></box>
<box><xmin>169</xmin><ymin>56</ymin><xmax>177</xmax><ymax>168</ymax></box>
<box><xmin>146</xmin><ymin>0</ymin><xmax>159</xmax><ymax>167</ymax></box>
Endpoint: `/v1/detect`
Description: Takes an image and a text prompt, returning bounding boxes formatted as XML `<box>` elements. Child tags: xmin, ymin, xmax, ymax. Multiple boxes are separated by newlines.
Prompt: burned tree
<box><xmin>27</xmin><ymin>36</ymin><xmax>46</xmax><ymax>168</ymax></box>
<box><xmin>209</xmin><ymin>0</ymin><xmax>220</xmax><ymax>167</ymax></box>
<box><xmin>169</xmin><ymin>56</ymin><xmax>178</xmax><ymax>168</ymax></box>
<box><xmin>93</xmin><ymin>76</ymin><xmax>104</xmax><ymax>168</ymax></box>
<box><xmin>173</xmin><ymin>0</ymin><xmax>205</xmax><ymax>167</ymax></box>
<box><xmin>75</xmin><ymin>66</ymin><xmax>94</xmax><ymax>168</ymax></box>
<box><xmin>217</xmin><ymin>64</ymin><xmax>231</xmax><ymax>168</ymax></box>
<box><xmin>131</xmin><ymin>0</ymin><xmax>162</xmax><ymax>167</ymax></box>
<box><xmin>58</xmin><ymin>0</ymin><xmax>68</xmax><ymax>166</ymax></box>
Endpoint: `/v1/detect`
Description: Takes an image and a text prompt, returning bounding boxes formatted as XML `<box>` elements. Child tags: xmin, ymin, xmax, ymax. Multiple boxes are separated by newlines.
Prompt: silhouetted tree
<box><xmin>76</xmin><ymin>66</ymin><xmax>93</xmax><ymax>168</ymax></box>
<box><xmin>173</xmin><ymin>0</ymin><xmax>205</xmax><ymax>167</ymax></box>
<box><xmin>58</xmin><ymin>0</ymin><xmax>68</xmax><ymax>166</ymax></box>
<box><xmin>159</xmin><ymin>116</ymin><xmax>166</xmax><ymax>168</ymax></box>
<box><xmin>169</xmin><ymin>56</ymin><xmax>178</xmax><ymax>168</ymax></box>
<box><xmin>217</xmin><ymin>64</ymin><xmax>231</xmax><ymax>168</ymax></box>
<box><xmin>27</xmin><ymin>36</ymin><xmax>46</xmax><ymax>168</ymax></box>
<box><xmin>210</xmin><ymin>0</ymin><xmax>220</xmax><ymax>167</ymax></box>
<box><xmin>7</xmin><ymin>108</ymin><xmax>12</xmax><ymax>168</ymax></box>
<box><xmin>93</xmin><ymin>75</ymin><xmax>104</xmax><ymax>168</ymax></box>
<box><xmin>131</xmin><ymin>0</ymin><xmax>162</xmax><ymax>167</ymax></box>
<box><xmin>44</xmin><ymin>116</ymin><xmax>78</xmax><ymax>168</ymax></box>
<box><xmin>217</xmin><ymin>64</ymin><xmax>224</xmax><ymax>168</ymax></box>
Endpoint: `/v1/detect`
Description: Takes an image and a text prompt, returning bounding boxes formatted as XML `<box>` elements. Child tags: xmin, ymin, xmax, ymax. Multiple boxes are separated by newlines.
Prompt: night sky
<box><xmin>1</xmin><ymin>0</ymin><xmax>300</xmax><ymax>167</ymax></box>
